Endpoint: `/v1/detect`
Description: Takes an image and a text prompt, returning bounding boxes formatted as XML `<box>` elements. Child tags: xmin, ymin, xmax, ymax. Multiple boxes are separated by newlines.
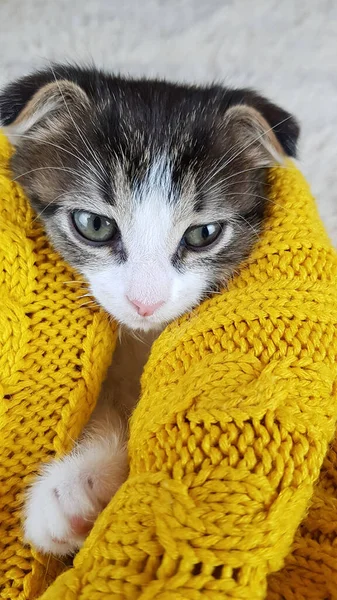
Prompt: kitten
<box><xmin>0</xmin><ymin>65</ymin><xmax>299</xmax><ymax>556</ymax></box>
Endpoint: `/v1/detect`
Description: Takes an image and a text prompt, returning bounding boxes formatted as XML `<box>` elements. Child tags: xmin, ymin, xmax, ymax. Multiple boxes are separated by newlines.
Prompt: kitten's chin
<box><xmin>119</xmin><ymin>315</ymin><xmax>168</xmax><ymax>333</ymax></box>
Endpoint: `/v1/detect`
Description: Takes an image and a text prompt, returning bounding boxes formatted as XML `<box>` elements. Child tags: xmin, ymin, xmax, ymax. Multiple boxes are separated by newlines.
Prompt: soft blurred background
<box><xmin>1</xmin><ymin>0</ymin><xmax>336</xmax><ymax>242</ymax></box>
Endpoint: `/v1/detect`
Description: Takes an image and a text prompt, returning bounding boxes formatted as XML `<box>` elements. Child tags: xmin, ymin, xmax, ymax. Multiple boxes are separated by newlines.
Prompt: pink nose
<box><xmin>128</xmin><ymin>297</ymin><xmax>165</xmax><ymax>317</ymax></box>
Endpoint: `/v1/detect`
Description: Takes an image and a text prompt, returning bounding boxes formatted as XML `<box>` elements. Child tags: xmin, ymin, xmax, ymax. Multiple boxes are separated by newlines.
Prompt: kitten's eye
<box><xmin>182</xmin><ymin>222</ymin><xmax>223</xmax><ymax>249</ymax></box>
<box><xmin>72</xmin><ymin>210</ymin><xmax>117</xmax><ymax>243</ymax></box>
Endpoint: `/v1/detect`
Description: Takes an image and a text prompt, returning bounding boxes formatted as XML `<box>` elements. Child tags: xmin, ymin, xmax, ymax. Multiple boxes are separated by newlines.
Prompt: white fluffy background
<box><xmin>0</xmin><ymin>0</ymin><xmax>336</xmax><ymax>242</ymax></box>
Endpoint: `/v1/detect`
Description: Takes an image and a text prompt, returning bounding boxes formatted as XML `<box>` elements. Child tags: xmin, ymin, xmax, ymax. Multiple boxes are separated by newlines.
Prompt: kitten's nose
<box><xmin>128</xmin><ymin>297</ymin><xmax>165</xmax><ymax>317</ymax></box>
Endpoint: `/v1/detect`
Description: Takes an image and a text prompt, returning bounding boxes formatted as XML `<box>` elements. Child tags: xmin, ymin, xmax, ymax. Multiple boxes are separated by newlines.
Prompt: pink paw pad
<box><xmin>69</xmin><ymin>515</ymin><xmax>93</xmax><ymax>536</ymax></box>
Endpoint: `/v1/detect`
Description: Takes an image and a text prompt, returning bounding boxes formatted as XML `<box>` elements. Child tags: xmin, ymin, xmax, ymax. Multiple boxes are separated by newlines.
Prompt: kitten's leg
<box><xmin>24</xmin><ymin>389</ymin><xmax>129</xmax><ymax>557</ymax></box>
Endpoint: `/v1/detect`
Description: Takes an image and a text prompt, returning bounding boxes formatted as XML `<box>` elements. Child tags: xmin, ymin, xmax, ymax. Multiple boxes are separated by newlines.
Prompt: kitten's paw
<box><xmin>24</xmin><ymin>440</ymin><xmax>127</xmax><ymax>556</ymax></box>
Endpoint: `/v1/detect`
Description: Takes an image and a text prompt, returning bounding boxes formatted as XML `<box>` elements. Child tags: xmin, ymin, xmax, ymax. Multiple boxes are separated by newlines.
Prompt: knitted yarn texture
<box><xmin>1</xmin><ymin>130</ymin><xmax>337</xmax><ymax>599</ymax></box>
<box><xmin>0</xmin><ymin>132</ymin><xmax>116</xmax><ymax>598</ymax></box>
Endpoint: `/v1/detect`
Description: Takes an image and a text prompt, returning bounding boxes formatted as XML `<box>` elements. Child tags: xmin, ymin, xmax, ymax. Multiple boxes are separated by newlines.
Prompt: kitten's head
<box><xmin>0</xmin><ymin>65</ymin><xmax>299</xmax><ymax>331</ymax></box>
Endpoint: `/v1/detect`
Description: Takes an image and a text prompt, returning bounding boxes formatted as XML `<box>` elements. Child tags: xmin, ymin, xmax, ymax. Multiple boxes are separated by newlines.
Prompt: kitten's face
<box><xmin>1</xmin><ymin>67</ymin><xmax>299</xmax><ymax>331</ymax></box>
<box><xmin>44</xmin><ymin>155</ymin><xmax>240</xmax><ymax>332</ymax></box>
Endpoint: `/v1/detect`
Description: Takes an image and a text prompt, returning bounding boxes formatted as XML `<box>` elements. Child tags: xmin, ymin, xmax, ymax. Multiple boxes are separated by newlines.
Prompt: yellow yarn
<box><xmin>0</xmin><ymin>132</ymin><xmax>117</xmax><ymax>598</ymax></box>
<box><xmin>1</xmin><ymin>129</ymin><xmax>337</xmax><ymax>600</ymax></box>
<box><xmin>267</xmin><ymin>433</ymin><xmax>337</xmax><ymax>599</ymax></box>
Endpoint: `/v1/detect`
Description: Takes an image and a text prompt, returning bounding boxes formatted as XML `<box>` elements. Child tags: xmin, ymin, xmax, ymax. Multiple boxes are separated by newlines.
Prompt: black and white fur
<box><xmin>0</xmin><ymin>64</ymin><xmax>299</xmax><ymax>556</ymax></box>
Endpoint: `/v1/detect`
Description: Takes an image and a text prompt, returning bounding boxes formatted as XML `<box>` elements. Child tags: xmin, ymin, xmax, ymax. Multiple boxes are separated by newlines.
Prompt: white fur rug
<box><xmin>1</xmin><ymin>0</ymin><xmax>336</xmax><ymax>242</ymax></box>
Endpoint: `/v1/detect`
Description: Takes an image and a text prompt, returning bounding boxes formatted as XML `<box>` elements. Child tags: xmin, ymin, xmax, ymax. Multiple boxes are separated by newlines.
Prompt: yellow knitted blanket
<box><xmin>1</xmin><ymin>130</ymin><xmax>337</xmax><ymax>600</ymax></box>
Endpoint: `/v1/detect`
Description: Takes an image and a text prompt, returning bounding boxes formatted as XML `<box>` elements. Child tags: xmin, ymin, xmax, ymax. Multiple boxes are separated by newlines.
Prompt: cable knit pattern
<box><xmin>1</xmin><ymin>130</ymin><xmax>337</xmax><ymax>599</ymax></box>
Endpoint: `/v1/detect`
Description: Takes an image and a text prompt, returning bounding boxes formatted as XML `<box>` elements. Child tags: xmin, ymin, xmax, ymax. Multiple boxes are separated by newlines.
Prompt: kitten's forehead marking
<box><xmin>126</xmin><ymin>156</ymin><xmax>176</xmax><ymax>258</ymax></box>
<box><xmin>112</xmin><ymin>154</ymin><xmax>174</xmax><ymax>214</ymax></box>
<box><xmin>137</xmin><ymin>155</ymin><xmax>173</xmax><ymax>201</ymax></box>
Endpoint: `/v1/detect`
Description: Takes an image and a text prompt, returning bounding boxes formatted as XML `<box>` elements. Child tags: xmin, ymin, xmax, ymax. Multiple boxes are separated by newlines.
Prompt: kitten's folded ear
<box><xmin>0</xmin><ymin>72</ymin><xmax>90</xmax><ymax>144</ymax></box>
<box><xmin>222</xmin><ymin>95</ymin><xmax>300</xmax><ymax>170</ymax></box>
<box><xmin>226</xmin><ymin>90</ymin><xmax>300</xmax><ymax>158</ymax></box>
<box><xmin>222</xmin><ymin>104</ymin><xmax>288</xmax><ymax>168</ymax></box>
